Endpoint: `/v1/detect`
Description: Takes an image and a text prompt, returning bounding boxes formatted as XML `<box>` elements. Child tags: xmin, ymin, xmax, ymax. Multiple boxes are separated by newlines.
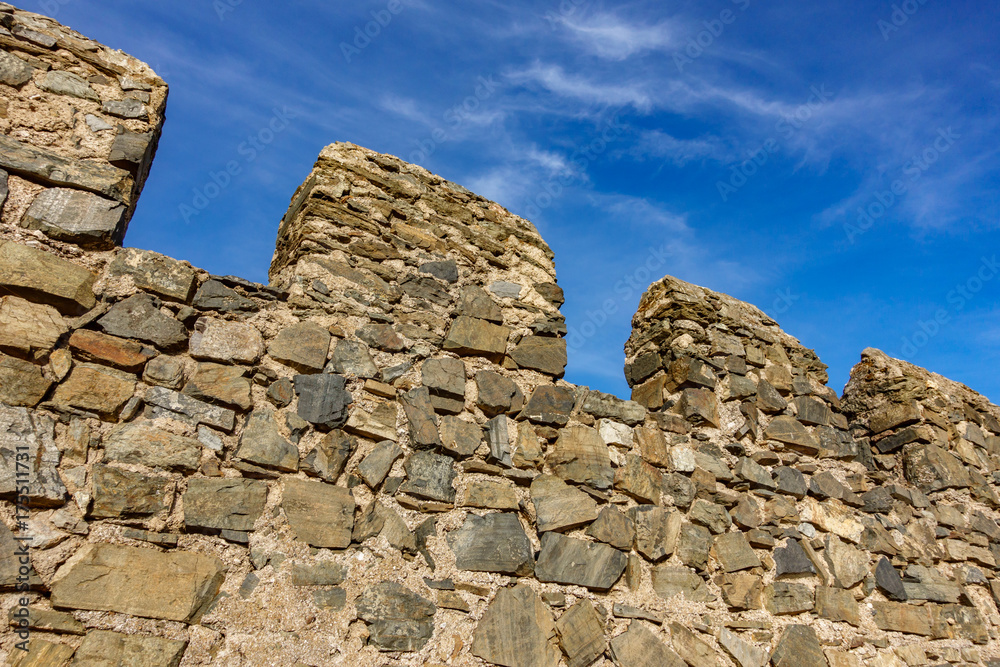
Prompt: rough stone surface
<box><xmin>183</xmin><ymin>478</ymin><xmax>268</xmax><ymax>532</ymax></box>
<box><xmin>52</xmin><ymin>365</ymin><xmax>136</xmax><ymax>417</ymax></box>
<box><xmin>556</xmin><ymin>600</ymin><xmax>606</xmax><ymax>667</ymax></box>
<box><xmin>282</xmin><ymin>478</ymin><xmax>355</xmax><ymax>548</ymax></box>
<box><xmin>189</xmin><ymin>317</ymin><xmax>264</xmax><ymax>364</ymax></box>
<box><xmin>107</xmin><ymin>248</ymin><xmax>197</xmax><ymax>303</ymax></box>
<box><xmin>294</xmin><ymin>373</ymin><xmax>352</xmax><ymax>429</ymax></box>
<box><xmin>99</xmin><ymin>293</ymin><xmax>187</xmax><ymax>349</ymax></box>
<box><xmin>0</xmin><ymin>354</ymin><xmax>52</xmax><ymax>407</ymax></box>
<box><xmin>183</xmin><ymin>362</ymin><xmax>252</xmax><ymax>410</ymax></box>
<box><xmin>547</xmin><ymin>425</ymin><xmax>613</xmax><ymax>490</ymax></box>
<box><xmin>472</xmin><ymin>584</ymin><xmax>560</xmax><ymax>667</ymax></box>
<box><xmin>535</xmin><ymin>532</ymin><xmax>627</xmax><ymax>591</ymax></box>
<box><xmin>268</xmin><ymin>321</ymin><xmax>331</xmax><ymax>371</ymax></box>
<box><xmin>511</xmin><ymin>336</ymin><xmax>567</xmax><ymax>376</ymax></box>
<box><xmin>443</xmin><ymin>316</ymin><xmax>510</xmax><ymax>358</ymax></box>
<box><xmin>449</xmin><ymin>512</ymin><xmax>534</xmax><ymax>576</ymax></box>
<box><xmin>356</xmin><ymin>582</ymin><xmax>436</xmax><ymax>652</ymax></box>
<box><xmin>0</xmin><ymin>243</ymin><xmax>97</xmax><ymax>314</ymax></box>
<box><xmin>531</xmin><ymin>474</ymin><xmax>599</xmax><ymax>533</ymax></box>
<box><xmin>22</xmin><ymin>187</ymin><xmax>126</xmax><ymax>249</ymax></box>
<box><xmin>51</xmin><ymin>544</ymin><xmax>224</xmax><ymax>622</ymax></box>
<box><xmin>91</xmin><ymin>465</ymin><xmax>170</xmax><ymax>518</ymax></box>
<box><xmin>610</xmin><ymin>623</ymin><xmax>685</xmax><ymax>667</ymax></box>
<box><xmin>770</xmin><ymin>625</ymin><xmax>827</xmax><ymax>667</ymax></box>
<box><xmin>236</xmin><ymin>409</ymin><xmax>299</xmax><ymax>471</ymax></box>
<box><xmin>104</xmin><ymin>422</ymin><xmax>201</xmax><ymax>472</ymax></box>
<box><xmin>71</xmin><ymin>630</ymin><xmax>188</xmax><ymax>667</ymax></box>
<box><xmin>400</xmin><ymin>450</ymin><xmax>456</xmax><ymax>503</ymax></box>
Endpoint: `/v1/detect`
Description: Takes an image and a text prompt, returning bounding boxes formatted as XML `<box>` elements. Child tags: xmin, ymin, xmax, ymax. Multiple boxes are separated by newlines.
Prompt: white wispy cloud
<box><xmin>634</xmin><ymin>129</ymin><xmax>733</xmax><ymax>165</ymax></box>
<box><xmin>555</xmin><ymin>12</ymin><xmax>676</xmax><ymax>60</ymax></box>
<box><xmin>505</xmin><ymin>63</ymin><xmax>653</xmax><ymax>111</ymax></box>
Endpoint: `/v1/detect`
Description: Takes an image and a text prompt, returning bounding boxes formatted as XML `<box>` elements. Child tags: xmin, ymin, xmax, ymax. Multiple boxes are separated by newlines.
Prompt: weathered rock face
<box><xmin>6</xmin><ymin>9</ymin><xmax>1000</xmax><ymax>666</ymax></box>
<box><xmin>0</xmin><ymin>7</ymin><xmax>165</xmax><ymax>243</ymax></box>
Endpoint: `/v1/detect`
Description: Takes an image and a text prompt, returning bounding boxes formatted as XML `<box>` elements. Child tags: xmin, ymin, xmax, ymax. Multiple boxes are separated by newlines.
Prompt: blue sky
<box><xmin>29</xmin><ymin>0</ymin><xmax>999</xmax><ymax>401</ymax></box>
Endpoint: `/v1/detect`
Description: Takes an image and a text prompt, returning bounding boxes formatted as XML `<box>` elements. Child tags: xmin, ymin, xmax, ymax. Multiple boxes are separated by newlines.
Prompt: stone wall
<box><xmin>0</xmin><ymin>3</ymin><xmax>166</xmax><ymax>250</ymax></box>
<box><xmin>2</xmin><ymin>7</ymin><xmax>1000</xmax><ymax>667</ymax></box>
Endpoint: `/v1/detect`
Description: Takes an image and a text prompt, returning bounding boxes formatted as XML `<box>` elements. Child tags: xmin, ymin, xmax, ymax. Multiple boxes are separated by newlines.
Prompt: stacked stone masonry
<box><xmin>1</xmin><ymin>6</ymin><xmax>1000</xmax><ymax>667</ymax></box>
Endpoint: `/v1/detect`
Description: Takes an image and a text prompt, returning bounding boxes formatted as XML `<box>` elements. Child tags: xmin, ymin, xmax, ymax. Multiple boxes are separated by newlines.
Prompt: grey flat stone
<box><xmin>107</xmin><ymin>248</ymin><xmax>197</xmax><ymax>303</ymax></box>
<box><xmin>37</xmin><ymin>70</ymin><xmax>98</xmax><ymax>100</ymax></box>
<box><xmin>357</xmin><ymin>440</ymin><xmax>403</xmax><ymax>489</ymax></box>
<box><xmin>449</xmin><ymin>512</ymin><xmax>534</xmax><ymax>576</ymax></box>
<box><xmin>327</xmin><ymin>339</ymin><xmax>378</xmax><ymax>378</ymax></box>
<box><xmin>23</xmin><ymin>187</ymin><xmax>126</xmax><ymax>249</ymax></box>
<box><xmin>0</xmin><ymin>406</ymin><xmax>66</xmax><ymax>507</ymax></box>
<box><xmin>268</xmin><ymin>321</ymin><xmax>330</xmax><ymax>370</ymax></box>
<box><xmin>192</xmin><ymin>279</ymin><xmax>258</xmax><ymax>313</ymax></box>
<box><xmin>282</xmin><ymin>478</ymin><xmax>355</xmax><ymax>549</ymax></box>
<box><xmin>0</xmin><ymin>49</ymin><xmax>34</xmax><ymax>86</ymax></box>
<box><xmin>471</xmin><ymin>584</ymin><xmax>560</xmax><ymax>667</ymax></box>
<box><xmin>294</xmin><ymin>373</ymin><xmax>352</xmax><ymax>429</ymax></box>
<box><xmin>530</xmin><ymin>474</ymin><xmax>599</xmax><ymax>533</ymax></box>
<box><xmin>144</xmin><ymin>386</ymin><xmax>236</xmax><ymax>431</ymax></box>
<box><xmin>535</xmin><ymin>532</ymin><xmax>627</xmax><ymax>591</ymax></box>
<box><xmin>399</xmin><ymin>450</ymin><xmax>455</xmax><ymax>503</ymax></box>
<box><xmin>0</xmin><ymin>134</ymin><xmax>131</xmax><ymax>202</ymax></box>
<box><xmin>103</xmin><ymin>422</ymin><xmax>201</xmax><ymax>473</ymax></box>
<box><xmin>400</xmin><ymin>386</ymin><xmax>440</xmax><ymax>447</ymax></box>
<box><xmin>183</xmin><ymin>478</ymin><xmax>268</xmax><ymax>532</ymax></box>
<box><xmin>302</xmin><ymin>430</ymin><xmax>355</xmax><ymax>483</ymax></box>
<box><xmin>236</xmin><ymin>409</ymin><xmax>298</xmax><ymax>472</ymax></box>
<box><xmin>0</xmin><ymin>241</ymin><xmax>97</xmax><ymax>315</ymax></box>
<box><xmin>103</xmin><ymin>98</ymin><xmax>148</xmax><ymax>119</ymax></box>
<box><xmin>91</xmin><ymin>465</ymin><xmax>170</xmax><ymax>518</ymax></box>
<box><xmin>99</xmin><ymin>293</ymin><xmax>188</xmax><ymax>350</ymax></box>
<box><xmin>356</xmin><ymin>582</ymin><xmax>436</xmax><ymax>652</ymax></box>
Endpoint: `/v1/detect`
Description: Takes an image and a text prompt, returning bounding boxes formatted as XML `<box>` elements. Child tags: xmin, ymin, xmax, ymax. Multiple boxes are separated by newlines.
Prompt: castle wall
<box><xmin>1</xmin><ymin>7</ymin><xmax>1000</xmax><ymax>667</ymax></box>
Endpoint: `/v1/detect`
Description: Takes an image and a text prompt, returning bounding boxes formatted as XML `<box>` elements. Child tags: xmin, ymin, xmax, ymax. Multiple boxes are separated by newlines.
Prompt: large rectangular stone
<box><xmin>103</xmin><ymin>422</ymin><xmax>201</xmax><ymax>472</ymax></box>
<box><xmin>0</xmin><ymin>242</ymin><xmax>97</xmax><ymax>314</ymax></box>
<box><xmin>22</xmin><ymin>187</ymin><xmax>127</xmax><ymax>249</ymax></box>
<box><xmin>51</xmin><ymin>544</ymin><xmax>224</xmax><ymax>623</ymax></box>
<box><xmin>144</xmin><ymin>386</ymin><xmax>236</xmax><ymax>431</ymax></box>
<box><xmin>282</xmin><ymin>478</ymin><xmax>355</xmax><ymax>549</ymax></box>
<box><xmin>183</xmin><ymin>478</ymin><xmax>268</xmax><ymax>532</ymax></box>
<box><xmin>0</xmin><ymin>296</ymin><xmax>67</xmax><ymax>355</ymax></box>
<box><xmin>443</xmin><ymin>316</ymin><xmax>510</xmax><ymax>358</ymax></box>
<box><xmin>0</xmin><ymin>405</ymin><xmax>66</xmax><ymax>507</ymax></box>
<box><xmin>107</xmin><ymin>248</ymin><xmax>198</xmax><ymax>303</ymax></box>
<box><xmin>535</xmin><ymin>532</ymin><xmax>627</xmax><ymax>591</ymax></box>
<box><xmin>51</xmin><ymin>365</ymin><xmax>136</xmax><ymax>417</ymax></box>
<box><xmin>71</xmin><ymin>630</ymin><xmax>188</xmax><ymax>667</ymax></box>
<box><xmin>0</xmin><ymin>134</ymin><xmax>133</xmax><ymax>202</ymax></box>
